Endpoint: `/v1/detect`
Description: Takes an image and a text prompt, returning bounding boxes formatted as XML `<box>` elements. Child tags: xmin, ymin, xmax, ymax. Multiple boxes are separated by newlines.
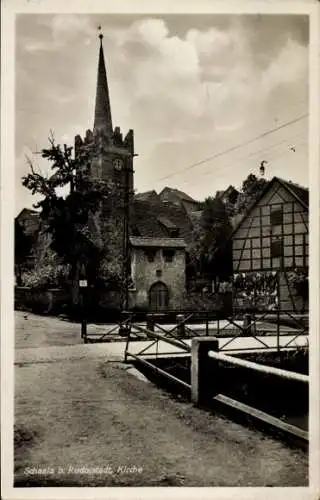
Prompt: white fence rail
<box><xmin>208</xmin><ymin>350</ymin><xmax>309</xmax><ymax>383</ymax></box>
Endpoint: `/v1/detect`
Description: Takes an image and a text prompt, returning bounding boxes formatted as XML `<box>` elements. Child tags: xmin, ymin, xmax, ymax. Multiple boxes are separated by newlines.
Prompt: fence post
<box><xmin>244</xmin><ymin>313</ymin><xmax>252</xmax><ymax>335</ymax></box>
<box><xmin>146</xmin><ymin>314</ymin><xmax>155</xmax><ymax>332</ymax></box>
<box><xmin>80</xmin><ymin>281</ymin><xmax>88</xmax><ymax>342</ymax></box>
<box><xmin>176</xmin><ymin>314</ymin><xmax>185</xmax><ymax>337</ymax></box>
<box><xmin>81</xmin><ymin>318</ymin><xmax>87</xmax><ymax>343</ymax></box>
<box><xmin>191</xmin><ymin>337</ymin><xmax>219</xmax><ymax>406</ymax></box>
<box><xmin>124</xmin><ymin>322</ymin><xmax>131</xmax><ymax>363</ymax></box>
<box><xmin>205</xmin><ymin>313</ymin><xmax>209</xmax><ymax>336</ymax></box>
<box><xmin>81</xmin><ymin>318</ymin><xmax>87</xmax><ymax>344</ymax></box>
<box><xmin>277</xmin><ymin>306</ymin><xmax>280</xmax><ymax>353</ymax></box>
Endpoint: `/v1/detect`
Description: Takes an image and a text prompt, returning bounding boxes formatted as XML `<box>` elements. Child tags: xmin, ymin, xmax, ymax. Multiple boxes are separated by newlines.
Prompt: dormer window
<box><xmin>157</xmin><ymin>216</ymin><xmax>178</xmax><ymax>238</ymax></box>
<box><xmin>169</xmin><ymin>228</ymin><xmax>180</xmax><ymax>238</ymax></box>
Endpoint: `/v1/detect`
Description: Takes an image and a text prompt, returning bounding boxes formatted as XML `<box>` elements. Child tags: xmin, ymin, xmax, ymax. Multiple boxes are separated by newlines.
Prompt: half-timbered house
<box><xmin>231</xmin><ymin>177</ymin><xmax>308</xmax><ymax>312</ymax></box>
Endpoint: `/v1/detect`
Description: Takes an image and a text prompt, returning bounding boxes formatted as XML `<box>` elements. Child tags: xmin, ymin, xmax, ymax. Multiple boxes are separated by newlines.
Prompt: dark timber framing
<box><xmin>230</xmin><ymin>177</ymin><xmax>309</xmax><ymax>312</ymax></box>
<box><xmin>232</xmin><ymin>200</ymin><xmax>308</xmax><ymax>272</ymax></box>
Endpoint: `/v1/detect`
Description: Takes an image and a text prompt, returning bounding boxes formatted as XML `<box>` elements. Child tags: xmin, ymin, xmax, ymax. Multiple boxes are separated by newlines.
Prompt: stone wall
<box><xmin>15</xmin><ymin>287</ymin><xmax>70</xmax><ymax>314</ymax></box>
<box><xmin>130</xmin><ymin>247</ymin><xmax>186</xmax><ymax>310</ymax></box>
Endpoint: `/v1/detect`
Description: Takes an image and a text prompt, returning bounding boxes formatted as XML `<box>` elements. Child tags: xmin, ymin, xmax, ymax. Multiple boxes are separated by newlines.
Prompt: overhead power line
<box><xmin>198</xmin><ymin>139</ymin><xmax>307</xmax><ymax>182</ymax></box>
<box><xmin>157</xmin><ymin>113</ymin><xmax>308</xmax><ymax>183</ymax></box>
<box><xmin>199</xmin><ymin>131</ymin><xmax>306</xmax><ymax>178</ymax></box>
<box><xmin>180</xmin><ymin>140</ymin><xmax>307</xmax><ymax>191</ymax></box>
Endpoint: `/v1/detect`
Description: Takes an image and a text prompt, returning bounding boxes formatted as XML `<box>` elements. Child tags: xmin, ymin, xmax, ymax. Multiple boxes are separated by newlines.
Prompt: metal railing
<box><xmin>81</xmin><ymin>308</ymin><xmax>308</xmax><ymax>353</ymax></box>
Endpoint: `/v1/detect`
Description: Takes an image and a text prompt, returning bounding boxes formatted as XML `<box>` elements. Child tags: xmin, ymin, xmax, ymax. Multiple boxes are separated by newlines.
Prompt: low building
<box><xmin>231</xmin><ymin>176</ymin><xmax>308</xmax><ymax>312</ymax></box>
<box><xmin>15</xmin><ymin>208</ymin><xmax>40</xmax><ymax>236</ymax></box>
<box><xmin>129</xmin><ymin>237</ymin><xmax>186</xmax><ymax>311</ymax></box>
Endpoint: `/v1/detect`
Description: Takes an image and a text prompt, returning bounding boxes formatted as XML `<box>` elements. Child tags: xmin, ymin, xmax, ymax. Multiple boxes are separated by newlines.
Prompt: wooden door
<box><xmin>149</xmin><ymin>282</ymin><xmax>169</xmax><ymax>311</ymax></box>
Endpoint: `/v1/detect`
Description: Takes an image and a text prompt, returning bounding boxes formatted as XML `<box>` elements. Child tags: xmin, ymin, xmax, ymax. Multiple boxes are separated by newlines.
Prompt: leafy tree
<box><xmin>235</xmin><ymin>173</ymin><xmax>268</xmax><ymax>214</ymax></box>
<box><xmin>22</xmin><ymin>134</ymin><xmax>121</xmax><ymax>305</ymax></box>
<box><xmin>189</xmin><ymin>195</ymin><xmax>233</xmax><ymax>290</ymax></box>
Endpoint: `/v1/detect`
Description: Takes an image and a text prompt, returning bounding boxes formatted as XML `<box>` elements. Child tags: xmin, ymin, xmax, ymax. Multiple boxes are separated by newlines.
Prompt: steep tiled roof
<box><xmin>277</xmin><ymin>178</ymin><xmax>308</xmax><ymax>208</ymax></box>
<box><xmin>134</xmin><ymin>190</ymin><xmax>159</xmax><ymax>202</ymax></box>
<box><xmin>130</xmin><ymin>199</ymin><xmax>194</xmax><ymax>245</ymax></box>
<box><xmin>159</xmin><ymin>187</ymin><xmax>198</xmax><ymax>203</ymax></box>
<box><xmin>16</xmin><ymin>208</ymin><xmax>39</xmax><ymax>219</ymax></box>
<box><xmin>231</xmin><ymin>176</ymin><xmax>308</xmax><ymax>239</ymax></box>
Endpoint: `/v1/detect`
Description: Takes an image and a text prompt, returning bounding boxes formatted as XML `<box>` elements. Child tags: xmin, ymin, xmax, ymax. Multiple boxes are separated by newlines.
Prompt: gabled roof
<box><xmin>15</xmin><ymin>208</ymin><xmax>40</xmax><ymax>220</ymax></box>
<box><xmin>277</xmin><ymin>178</ymin><xmax>308</xmax><ymax>208</ymax></box>
<box><xmin>159</xmin><ymin>187</ymin><xmax>198</xmax><ymax>203</ymax></box>
<box><xmin>231</xmin><ymin>176</ymin><xmax>308</xmax><ymax>239</ymax></box>
<box><xmin>217</xmin><ymin>185</ymin><xmax>239</xmax><ymax>199</ymax></box>
<box><xmin>134</xmin><ymin>190</ymin><xmax>159</xmax><ymax>202</ymax></box>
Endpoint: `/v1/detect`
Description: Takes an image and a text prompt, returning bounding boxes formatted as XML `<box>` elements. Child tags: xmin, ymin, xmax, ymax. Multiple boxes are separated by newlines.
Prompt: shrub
<box><xmin>287</xmin><ymin>268</ymin><xmax>308</xmax><ymax>301</ymax></box>
<box><xmin>21</xmin><ymin>263</ymin><xmax>70</xmax><ymax>289</ymax></box>
<box><xmin>183</xmin><ymin>291</ymin><xmax>223</xmax><ymax>312</ymax></box>
<box><xmin>233</xmin><ymin>271</ymin><xmax>278</xmax><ymax>311</ymax></box>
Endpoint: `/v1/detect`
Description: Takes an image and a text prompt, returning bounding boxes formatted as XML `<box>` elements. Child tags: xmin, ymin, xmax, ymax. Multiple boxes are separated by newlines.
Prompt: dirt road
<box><xmin>14</xmin><ymin>312</ymin><xmax>308</xmax><ymax>487</ymax></box>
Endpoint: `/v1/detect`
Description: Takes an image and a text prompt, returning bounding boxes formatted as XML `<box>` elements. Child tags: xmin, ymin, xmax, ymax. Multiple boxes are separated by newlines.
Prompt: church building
<box><xmin>73</xmin><ymin>32</ymin><xmax>190</xmax><ymax>312</ymax></box>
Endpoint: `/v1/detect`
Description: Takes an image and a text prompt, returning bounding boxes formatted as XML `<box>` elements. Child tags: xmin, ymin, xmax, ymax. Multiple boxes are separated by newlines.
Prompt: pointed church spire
<box><xmin>93</xmin><ymin>28</ymin><xmax>113</xmax><ymax>136</ymax></box>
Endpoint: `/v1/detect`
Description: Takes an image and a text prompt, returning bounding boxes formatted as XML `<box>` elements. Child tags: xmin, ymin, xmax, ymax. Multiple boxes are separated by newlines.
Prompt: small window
<box><xmin>270</xmin><ymin>207</ymin><xmax>283</xmax><ymax>226</ymax></box>
<box><xmin>271</xmin><ymin>239</ymin><xmax>283</xmax><ymax>258</ymax></box>
<box><xmin>163</xmin><ymin>249</ymin><xmax>175</xmax><ymax>262</ymax></box>
<box><xmin>145</xmin><ymin>249</ymin><xmax>157</xmax><ymax>262</ymax></box>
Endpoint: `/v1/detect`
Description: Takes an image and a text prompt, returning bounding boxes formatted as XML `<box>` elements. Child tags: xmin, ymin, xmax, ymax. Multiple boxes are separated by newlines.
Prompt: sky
<box><xmin>15</xmin><ymin>13</ymin><xmax>309</xmax><ymax>214</ymax></box>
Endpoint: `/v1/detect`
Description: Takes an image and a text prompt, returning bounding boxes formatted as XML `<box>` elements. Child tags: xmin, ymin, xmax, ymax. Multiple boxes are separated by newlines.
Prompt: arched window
<box><xmin>149</xmin><ymin>281</ymin><xmax>169</xmax><ymax>311</ymax></box>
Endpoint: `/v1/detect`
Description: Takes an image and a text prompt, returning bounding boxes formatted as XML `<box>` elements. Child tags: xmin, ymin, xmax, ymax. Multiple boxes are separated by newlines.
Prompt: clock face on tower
<box><xmin>113</xmin><ymin>158</ymin><xmax>124</xmax><ymax>172</ymax></box>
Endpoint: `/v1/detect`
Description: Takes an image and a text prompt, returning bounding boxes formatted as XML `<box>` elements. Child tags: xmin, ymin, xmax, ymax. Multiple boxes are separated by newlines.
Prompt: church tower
<box><xmin>74</xmin><ymin>30</ymin><xmax>134</xmax><ymax>193</ymax></box>
<box><xmin>74</xmin><ymin>30</ymin><xmax>135</xmax><ymax>294</ymax></box>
